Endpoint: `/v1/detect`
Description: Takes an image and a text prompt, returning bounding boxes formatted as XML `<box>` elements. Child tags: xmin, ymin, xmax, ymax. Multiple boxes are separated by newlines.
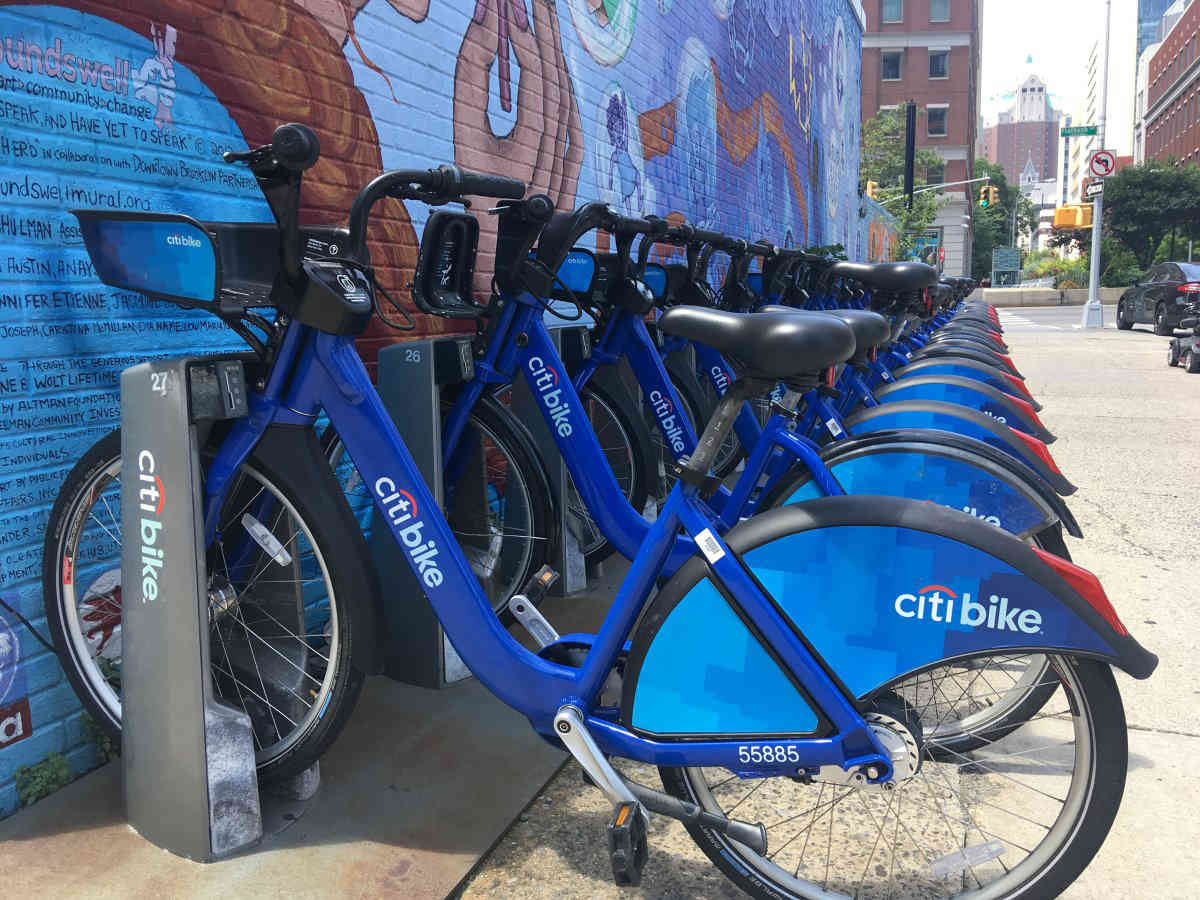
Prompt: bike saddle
<box><xmin>759</xmin><ymin>305</ymin><xmax>891</xmax><ymax>352</ymax></box>
<box><xmin>657</xmin><ymin>306</ymin><xmax>855</xmax><ymax>377</ymax></box>
<box><xmin>829</xmin><ymin>261</ymin><xmax>939</xmax><ymax>293</ymax></box>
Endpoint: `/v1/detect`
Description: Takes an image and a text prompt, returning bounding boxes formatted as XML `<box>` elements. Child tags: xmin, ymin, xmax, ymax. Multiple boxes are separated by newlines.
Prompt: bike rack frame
<box><xmin>371</xmin><ymin>323</ymin><xmax>588</xmax><ymax>689</ymax></box>
<box><xmin>119</xmin><ymin>357</ymin><xmax>262</xmax><ymax>861</ymax></box>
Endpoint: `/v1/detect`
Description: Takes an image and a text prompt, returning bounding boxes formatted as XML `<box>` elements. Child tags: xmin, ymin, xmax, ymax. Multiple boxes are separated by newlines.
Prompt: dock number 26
<box><xmin>738</xmin><ymin>745</ymin><xmax>801</xmax><ymax>764</ymax></box>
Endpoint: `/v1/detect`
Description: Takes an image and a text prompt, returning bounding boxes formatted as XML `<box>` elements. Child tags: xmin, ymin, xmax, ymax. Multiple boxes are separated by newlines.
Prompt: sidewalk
<box><xmin>460</xmin><ymin>315</ymin><xmax>1200</xmax><ymax>898</ymax></box>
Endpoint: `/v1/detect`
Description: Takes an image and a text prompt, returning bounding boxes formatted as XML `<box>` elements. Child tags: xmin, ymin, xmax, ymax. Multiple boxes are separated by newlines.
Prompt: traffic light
<box><xmin>979</xmin><ymin>185</ymin><xmax>999</xmax><ymax>208</ymax></box>
<box><xmin>866</xmin><ymin>181</ymin><xmax>879</xmax><ymax>200</ymax></box>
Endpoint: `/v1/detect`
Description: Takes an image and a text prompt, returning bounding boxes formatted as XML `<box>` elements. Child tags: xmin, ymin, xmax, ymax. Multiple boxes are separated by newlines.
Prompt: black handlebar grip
<box><xmin>272</xmin><ymin>123</ymin><xmax>321</xmax><ymax>172</ymax></box>
<box><xmin>440</xmin><ymin>164</ymin><xmax>526</xmax><ymax>199</ymax></box>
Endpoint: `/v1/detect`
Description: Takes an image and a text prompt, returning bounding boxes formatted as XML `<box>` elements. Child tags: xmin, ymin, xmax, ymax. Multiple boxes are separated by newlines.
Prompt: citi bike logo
<box><xmin>137</xmin><ymin>451</ymin><xmax>166</xmax><ymax>603</ymax></box>
<box><xmin>710</xmin><ymin>366</ymin><xmax>731</xmax><ymax>393</ymax></box>
<box><xmin>981</xmin><ymin>409</ymin><xmax>1008</xmax><ymax>425</ymax></box>
<box><xmin>893</xmin><ymin>584</ymin><xmax>1043</xmax><ymax>634</ymax></box>
<box><xmin>649</xmin><ymin>390</ymin><xmax>686</xmax><ymax>454</ymax></box>
<box><xmin>166</xmin><ymin>233</ymin><xmax>203</xmax><ymax>248</ymax></box>
<box><xmin>375</xmin><ymin>477</ymin><xmax>444</xmax><ymax>588</ymax></box>
<box><xmin>527</xmin><ymin>356</ymin><xmax>573</xmax><ymax>437</ymax></box>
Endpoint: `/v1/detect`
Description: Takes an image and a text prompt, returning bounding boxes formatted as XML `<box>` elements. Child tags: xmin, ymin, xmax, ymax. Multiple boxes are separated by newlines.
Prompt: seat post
<box><xmin>685</xmin><ymin>376</ymin><xmax>769</xmax><ymax>477</ymax></box>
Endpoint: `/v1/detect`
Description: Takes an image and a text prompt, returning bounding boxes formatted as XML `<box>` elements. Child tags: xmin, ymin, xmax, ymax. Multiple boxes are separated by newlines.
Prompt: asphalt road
<box><xmin>996</xmin><ymin>303</ymin><xmax>1119</xmax><ymax>331</ymax></box>
<box><xmin>460</xmin><ymin>306</ymin><xmax>1200</xmax><ymax>900</ymax></box>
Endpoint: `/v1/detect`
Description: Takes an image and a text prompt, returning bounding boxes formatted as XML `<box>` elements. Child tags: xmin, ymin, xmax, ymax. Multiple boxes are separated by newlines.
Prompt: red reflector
<box><xmin>996</xmin><ymin>354</ymin><xmax>1020</xmax><ymax>375</ymax></box>
<box><xmin>1004</xmin><ymin>372</ymin><xmax>1034</xmax><ymax>399</ymax></box>
<box><xmin>870</xmin><ymin>346</ymin><xmax>878</xmax><ymax>362</ymax></box>
<box><xmin>1007</xmin><ymin>394</ymin><xmax>1046</xmax><ymax>429</ymax></box>
<box><xmin>1010</xmin><ymin>429</ymin><xmax>1063</xmax><ymax>475</ymax></box>
<box><xmin>823</xmin><ymin>366</ymin><xmax>836</xmax><ymax>388</ymax></box>
<box><xmin>1031</xmin><ymin>548</ymin><xmax>1128</xmax><ymax>637</ymax></box>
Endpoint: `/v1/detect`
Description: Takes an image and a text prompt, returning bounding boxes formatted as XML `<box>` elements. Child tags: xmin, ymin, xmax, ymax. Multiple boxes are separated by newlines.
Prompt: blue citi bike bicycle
<box><xmin>50</xmin><ymin>124</ymin><xmax>1155</xmax><ymax>898</ymax></box>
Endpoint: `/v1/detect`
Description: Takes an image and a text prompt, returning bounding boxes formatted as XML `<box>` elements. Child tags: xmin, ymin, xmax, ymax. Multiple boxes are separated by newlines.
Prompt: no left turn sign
<box><xmin>1089</xmin><ymin>150</ymin><xmax>1116</xmax><ymax>178</ymax></box>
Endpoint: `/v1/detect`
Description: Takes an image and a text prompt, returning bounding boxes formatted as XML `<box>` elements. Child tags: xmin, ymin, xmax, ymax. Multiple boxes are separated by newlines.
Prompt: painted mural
<box><xmin>0</xmin><ymin>0</ymin><xmax>862</xmax><ymax>814</ymax></box>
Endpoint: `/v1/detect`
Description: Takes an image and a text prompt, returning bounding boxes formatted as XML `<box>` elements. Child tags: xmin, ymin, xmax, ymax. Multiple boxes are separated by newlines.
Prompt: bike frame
<box><xmin>201</xmin><ymin>317</ymin><xmax>892</xmax><ymax>778</ymax></box>
<box><xmin>437</xmin><ymin>290</ymin><xmax>837</xmax><ymax>573</ymax></box>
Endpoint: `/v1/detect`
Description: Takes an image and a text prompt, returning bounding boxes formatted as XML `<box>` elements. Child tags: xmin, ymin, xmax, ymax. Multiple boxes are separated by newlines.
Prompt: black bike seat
<box><xmin>759</xmin><ymin>306</ymin><xmax>891</xmax><ymax>351</ymax></box>
<box><xmin>829</xmin><ymin>261</ymin><xmax>939</xmax><ymax>293</ymax></box>
<box><xmin>658</xmin><ymin>306</ymin><xmax>855</xmax><ymax>377</ymax></box>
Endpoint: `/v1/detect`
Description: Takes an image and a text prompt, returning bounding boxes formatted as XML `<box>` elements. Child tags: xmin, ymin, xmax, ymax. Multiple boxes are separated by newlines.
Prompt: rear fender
<box><xmin>773</xmin><ymin>428</ymin><xmax>1081</xmax><ymax>538</ymax></box>
<box><xmin>843</xmin><ymin>400</ymin><xmax>1076</xmax><ymax>496</ymax></box>
<box><xmin>912</xmin><ymin>345</ymin><xmax>1023</xmax><ymax>377</ymax></box>
<box><xmin>873</xmin><ymin>375</ymin><xmax>1053</xmax><ymax>442</ymax></box>
<box><xmin>891</xmin><ymin>358</ymin><xmax>1040</xmax><ymax>409</ymax></box>
<box><xmin>621</xmin><ymin>497</ymin><xmax>1155</xmax><ymax>737</ymax></box>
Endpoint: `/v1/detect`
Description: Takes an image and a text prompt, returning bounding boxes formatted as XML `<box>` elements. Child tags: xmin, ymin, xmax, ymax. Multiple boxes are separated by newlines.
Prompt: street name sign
<box><xmin>992</xmin><ymin>248</ymin><xmax>1021</xmax><ymax>270</ymax></box>
<box><xmin>1061</xmin><ymin>125</ymin><xmax>1099</xmax><ymax>137</ymax></box>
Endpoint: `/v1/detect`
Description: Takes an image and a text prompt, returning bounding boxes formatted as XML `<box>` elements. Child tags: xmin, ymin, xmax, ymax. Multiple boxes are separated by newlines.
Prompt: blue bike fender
<box><xmin>873</xmin><ymin>375</ymin><xmax>1055</xmax><ymax>443</ymax></box>
<box><xmin>890</xmin><ymin>358</ymin><xmax>1042</xmax><ymax>410</ymax></box>
<box><xmin>912</xmin><ymin>346</ymin><xmax>1024</xmax><ymax>379</ymax></box>
<box><xmin>843</xmin><ymin>401</ymin><xmax>1077</xmax><ymax>496</ymax></box>
<box><xmin>775</xmin><ymin>428</ymin><xmax>1082</xmax><ymax>539</ymax></box>
<box><xmin>621</xmin><ymin>498</ymin><xmax>1155</xmax><ymax>736</ymax></box>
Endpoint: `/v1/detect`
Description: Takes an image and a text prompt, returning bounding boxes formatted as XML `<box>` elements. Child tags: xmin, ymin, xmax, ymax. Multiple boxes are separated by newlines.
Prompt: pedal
<box><xmin>607</xmin><ymin>801</ymin><xmax>648</xmax><ymax>886</ymax></box>
<box><xmin>507</xmin><ymin>566</ymin><xmax>560</xmax><ymax>648</ymax></box>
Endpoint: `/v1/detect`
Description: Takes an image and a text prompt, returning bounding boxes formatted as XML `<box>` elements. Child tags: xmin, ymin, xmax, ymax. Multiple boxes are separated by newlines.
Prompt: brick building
<box><xmin>981</xmin><ymin>74</ymin><xmax>1060</xmax><ymax>187</ymax></box>
<box><xmin>1144</xmin><ymin>0</ymin><xmax>1200</xmax><ymax>164</ymax></box>
<box><xmin>860</xmin><ymin>0</ymin><xmax>983</xmax><ymax>275</ymax></box>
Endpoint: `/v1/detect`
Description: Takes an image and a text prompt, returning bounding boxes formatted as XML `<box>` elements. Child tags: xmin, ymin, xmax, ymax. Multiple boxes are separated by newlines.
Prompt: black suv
<box><xmin>1117</xmin><ymin>262</ymin><xmax>1200</xmax><ymax>334</ymax></box>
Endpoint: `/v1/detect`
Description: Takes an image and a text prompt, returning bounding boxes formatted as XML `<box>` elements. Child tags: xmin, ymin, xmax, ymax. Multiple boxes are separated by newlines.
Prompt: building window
<box><xmin>929</xmin><ymin>0</ymin><xmax>949</xmax><ymax>21</ymax></box>
<box><xmin>882</xmin><ymin>0</ymin><xmax>902</xmax><ymax>23</ymax></box>
<box><xmin>927</xmin><ymin>105</ymin><xmax>948</xmax><ymax>137</ymax></box>
<box><xmin>881</xmin><ymin>50</ymin><xmax>903</xmax><ymax>80</ymax></box>
<box><xmin>929</xmin><ymin>50</ymin><xmax>949</xmax><ymax>79</ymax></box>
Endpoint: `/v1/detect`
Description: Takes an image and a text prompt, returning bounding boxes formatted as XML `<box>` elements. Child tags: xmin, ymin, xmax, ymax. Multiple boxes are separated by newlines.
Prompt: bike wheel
<box><xmin>44</xmin><ymin>428</ymin><xmax>367</xmax><ymax>781</ymax></box>
<box><xmin>326</xmin><ymin>392</ymin><xmax>556</xmax><ymax>614</ymax></box>
<box><xmin>660</xmin><ymin>654</ymin><xmax>1126</xmax><ymax>899</ymax></box>
<box><xmin>562</xmin><ymin>382</ymin><xmax>650</xmax><ymax>566</ymax></box>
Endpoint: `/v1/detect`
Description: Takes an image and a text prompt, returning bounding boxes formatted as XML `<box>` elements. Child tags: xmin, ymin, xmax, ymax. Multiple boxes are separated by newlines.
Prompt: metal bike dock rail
<box><xmin>372</xmin><ymin>322</ymin><xmax>588</xmax><ymax>689</ymax></box>
<box><xmin>119</xmin><ymin>356</ymin><xmax>265</xmax><ymax>861</ymax></box>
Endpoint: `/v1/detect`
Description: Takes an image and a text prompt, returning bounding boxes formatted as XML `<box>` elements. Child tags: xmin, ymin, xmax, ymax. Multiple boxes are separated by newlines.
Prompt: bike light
<box><xmin>1010</xmin><ymin>429</ymin><xmax>1063</xmax><ymax>476</ymax></box>
<box><xmin>1031</xmin><ymin>548</ymin><xmax>1129</xmax><ymax>637</ymax></box>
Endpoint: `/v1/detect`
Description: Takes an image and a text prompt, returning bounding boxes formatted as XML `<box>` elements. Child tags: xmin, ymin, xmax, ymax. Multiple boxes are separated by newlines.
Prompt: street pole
<box><xmin>1082</xmin><ymin>0</ymin><xmax>1110</xmax><ymax>328</ymax></box>
<box><xmin>904</xmin><ymin>101</ymin><xmax>916</xmax><ymax>211</ymax></box>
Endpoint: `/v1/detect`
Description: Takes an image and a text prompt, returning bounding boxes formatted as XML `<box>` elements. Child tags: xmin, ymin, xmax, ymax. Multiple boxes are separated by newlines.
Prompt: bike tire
<box><xmin>660</xmin><ymin>655</ymin><xmax>1127</xmax><ymax>900</ymax></box>
<box><xmin>44</xmin><ymin>427</ymin><xmax>370</xmax><ymax>782</ymax></box>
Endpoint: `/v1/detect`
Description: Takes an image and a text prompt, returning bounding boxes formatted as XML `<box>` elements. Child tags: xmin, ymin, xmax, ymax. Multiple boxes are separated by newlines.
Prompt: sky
<box><xmin>980</xmin><ymin>0</ymin><xmax>1140</xmax><ymax>125</ymax></box>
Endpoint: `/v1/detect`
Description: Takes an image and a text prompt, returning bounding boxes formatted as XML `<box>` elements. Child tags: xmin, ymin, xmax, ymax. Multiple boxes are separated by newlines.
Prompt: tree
<box><xmin>1103</xmin><ymin>159</ymin><xmax>1200</xmax><ymax>269</ymax></box>
<box><xmin>860</xmin><ymin>108</ymin><xmax>945</xmax><ymax>261</ymax></box>
<box><xmin>970</xmin><ymin>159</ymin><xmax>1039</xmax><ymax>281</ymax></box>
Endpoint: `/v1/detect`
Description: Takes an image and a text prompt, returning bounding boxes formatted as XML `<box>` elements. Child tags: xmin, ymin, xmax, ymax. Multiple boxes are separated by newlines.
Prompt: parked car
<box><xmin>1116</xmin><ymin>262</ymin><xmax>1200</xmax><ymax>334</ymax></box>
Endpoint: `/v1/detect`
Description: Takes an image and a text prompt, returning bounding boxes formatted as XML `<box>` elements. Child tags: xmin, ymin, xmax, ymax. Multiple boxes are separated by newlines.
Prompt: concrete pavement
<box><xmin>461</xmin><ymin>307</ymin><xmax>1200</xmax><ymax>898</ymax></box>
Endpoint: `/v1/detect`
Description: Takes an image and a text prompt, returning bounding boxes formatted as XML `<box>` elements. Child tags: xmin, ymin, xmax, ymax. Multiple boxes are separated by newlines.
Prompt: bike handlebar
<box><xmin>347</xmin><ymin>164</ymin><xmax>526</xmax><ymax>260</ymax></box>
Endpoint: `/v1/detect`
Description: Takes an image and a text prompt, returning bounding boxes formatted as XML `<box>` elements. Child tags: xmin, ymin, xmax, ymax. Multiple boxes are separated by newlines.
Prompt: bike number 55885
<box><xmin>738</xmin><ymin>745</ymin><xmax>800</xmax><ymax>764</ymax></box>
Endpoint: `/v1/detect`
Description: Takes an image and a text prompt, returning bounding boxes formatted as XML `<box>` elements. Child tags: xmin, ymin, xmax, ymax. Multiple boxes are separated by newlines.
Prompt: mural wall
<box><xmin>0</xmin><ymin>0</ymin><xmax>862</xmax><ymax>814</ymax></box>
